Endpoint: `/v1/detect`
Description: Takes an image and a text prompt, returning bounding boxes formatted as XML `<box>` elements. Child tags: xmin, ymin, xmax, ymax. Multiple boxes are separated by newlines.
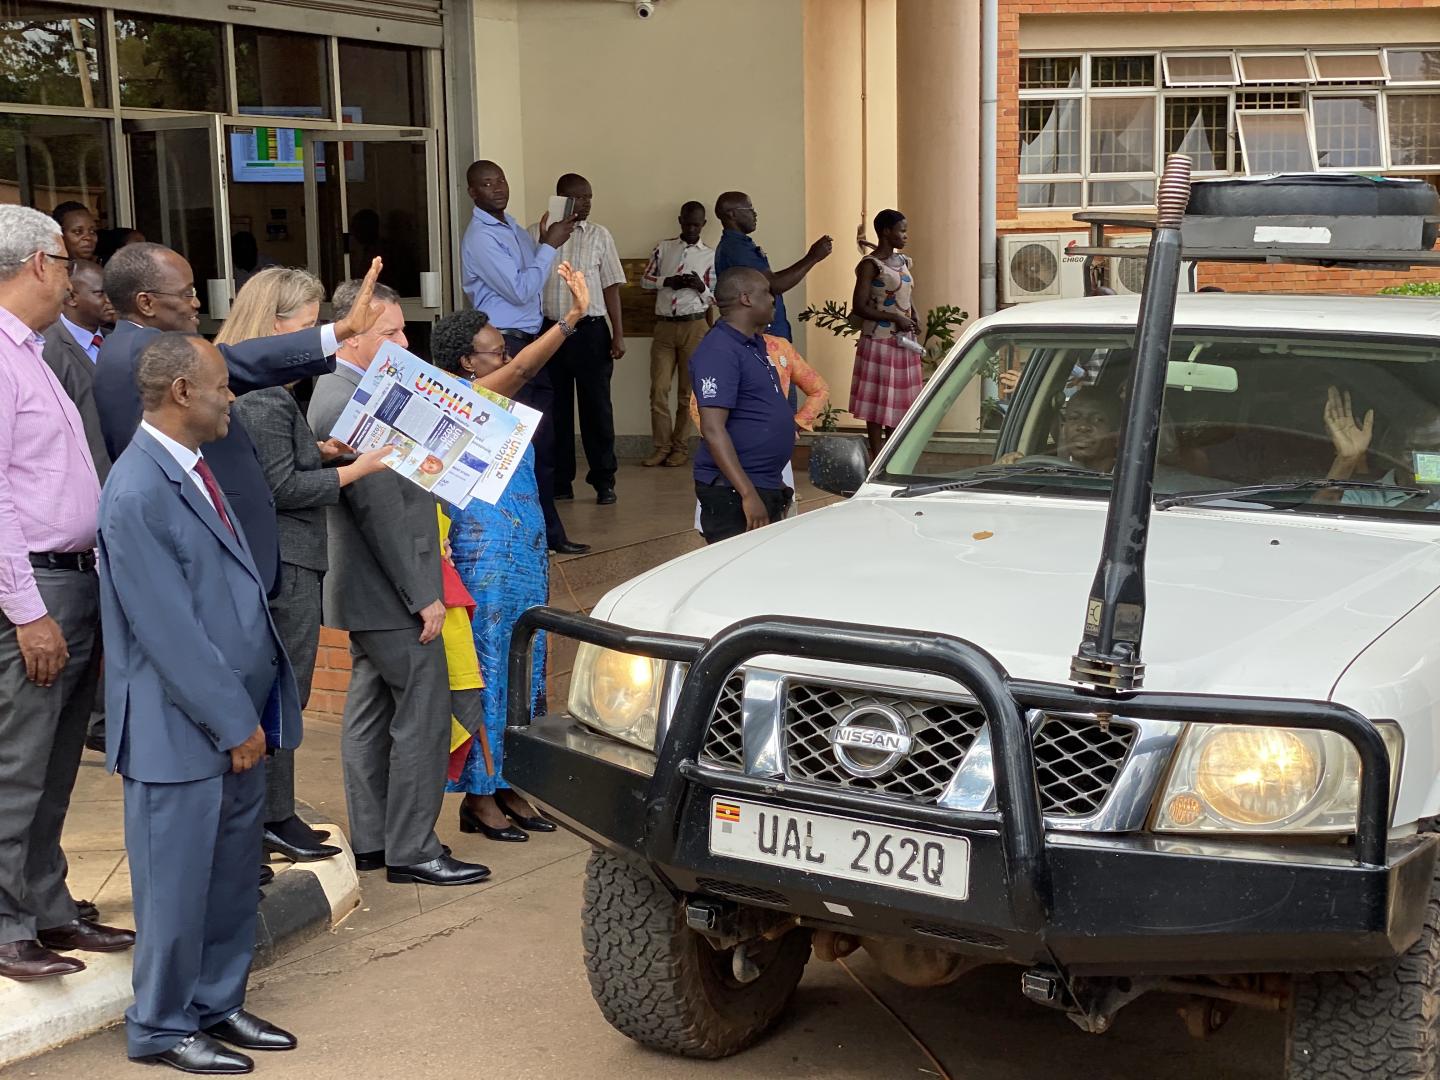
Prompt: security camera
<box><xmin>635</xmin><ymin>1</ymin><xmax>655</xmax><ymax>17</ymax></box>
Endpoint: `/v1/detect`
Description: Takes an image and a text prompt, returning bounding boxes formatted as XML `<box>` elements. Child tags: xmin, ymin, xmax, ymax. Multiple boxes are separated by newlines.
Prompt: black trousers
<box><xmin>546</xmin><ymin>316</ymin><xmax>617</xmax><ymax>494</ymax></box>
<box><xmin>503</xmin><ymin>332</ymin><xmax>570</xmax><ymax>547</ymax></box>
<box><xmin>695</xmin><ymin>481</ymin><xmax>793</xmax><ymax>545</ymax></box>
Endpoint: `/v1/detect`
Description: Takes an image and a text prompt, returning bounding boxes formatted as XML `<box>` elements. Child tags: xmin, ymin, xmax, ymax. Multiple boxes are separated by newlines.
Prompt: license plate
<box><xmin>708</xmin><ymin>797</ymin><xmax>970</xmax><ymax>901</ymax></box>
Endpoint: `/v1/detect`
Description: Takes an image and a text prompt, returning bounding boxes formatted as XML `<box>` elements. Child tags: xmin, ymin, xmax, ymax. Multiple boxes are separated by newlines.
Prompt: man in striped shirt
<box><xmin>641</xmin><ymin>201</ymin><xmax>715</xmax><ymax>467</ymax></box>
<box><xmin>528</xmin><ymin>174</ymin><xmax>627</xmax><ymax>505</ymax></box>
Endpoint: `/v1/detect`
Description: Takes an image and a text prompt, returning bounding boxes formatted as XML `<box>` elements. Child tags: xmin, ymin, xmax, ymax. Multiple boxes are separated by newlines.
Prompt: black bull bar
<box><xmin>506</xmin><ymin>607</ymin><xmax>1395</xmax><ymax>933</ymax></box>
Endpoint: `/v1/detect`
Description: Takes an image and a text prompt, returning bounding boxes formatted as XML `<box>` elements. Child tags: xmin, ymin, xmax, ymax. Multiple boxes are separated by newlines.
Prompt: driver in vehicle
<box><xmin>998</xmin><ymin>388</ymin><xmax>1121</xmax><ymax>473</ymax></box>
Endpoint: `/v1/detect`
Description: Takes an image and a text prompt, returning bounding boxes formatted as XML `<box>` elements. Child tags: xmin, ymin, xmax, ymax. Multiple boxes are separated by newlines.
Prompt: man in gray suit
<box><xmin>42</xmin><ymin>259</ymin><xmax>111</xmax><ymax>484</ymax></box>
<box><xmin>99</xmin><ymin>334</ymin><xmax>302</xmax><ymax>1074</ymax></box>
<box><xmin>307</xmin><ymin>281</ymin><xmax>489</xmax><ymax>887</ymax></box>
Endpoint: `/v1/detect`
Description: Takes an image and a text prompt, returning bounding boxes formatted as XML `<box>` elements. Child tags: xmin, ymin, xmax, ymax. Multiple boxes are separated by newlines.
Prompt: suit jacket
<box><xmin>42</xmin><ymin>321</ymin><xmax>111</xmax><ymax>485</ymax></box>
<box><xmin>230</xmin><ymin>386</ymin><xmax>338</xmax><ymax>574</ymax></box>
<box><xmin>307</xmin><ymin>367</ymin><xmax>443</xmax><ymax>632</ymax></box>
<box><xmin>93</xmin><ymin>321</ymin><xmax>334</xmax><ymax>593</ymax></box>
<box><xmin>97</xmin><ymin>427</ymin><xmax>302</xmax><ymax>784</ymax></box>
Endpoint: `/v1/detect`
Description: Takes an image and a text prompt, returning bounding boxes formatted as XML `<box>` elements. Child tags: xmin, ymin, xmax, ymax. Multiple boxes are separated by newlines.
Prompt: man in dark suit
<box><xmin>93</xmin><ymin>243</ymin><xmax>385</xmax><ymax>599</ymax></box>
<box><xmin>99</xmin><ymin>333</ymin><xmax>303</xmax><ymax>1075</ymax></box>
<box><xmin>307</xmin><ymin>280</ymin><xmax>490</xmax><ymax>888</ymax></box>
<box><xmin>42</xmin><ymin>259</ymin><xmax>111</xmax><ymax>484</ymax></box>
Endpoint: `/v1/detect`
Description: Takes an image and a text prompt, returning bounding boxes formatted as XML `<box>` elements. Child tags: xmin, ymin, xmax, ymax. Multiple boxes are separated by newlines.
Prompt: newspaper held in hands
<box><xmin>329</xmin><ymin>341</ymin><xmax>538</xmax><ymax>507</ymax></box>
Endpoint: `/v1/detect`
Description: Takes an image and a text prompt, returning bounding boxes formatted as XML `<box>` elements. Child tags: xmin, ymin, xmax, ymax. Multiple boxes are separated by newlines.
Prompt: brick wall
<box><xmin>308</xmin><ymin>627</ymin><xmax>352</xmax><ymax>721</ymax></box>
<box><xmin>998</xmin><ymin>0</ymin><xmax>1440</xmax><ymax>295</ymax></box>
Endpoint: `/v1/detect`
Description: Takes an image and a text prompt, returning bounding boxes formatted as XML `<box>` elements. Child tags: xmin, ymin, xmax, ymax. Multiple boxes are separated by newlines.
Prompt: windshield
<box><xmin>880</xmin><ymin>326</ymin><xmax>1440</xmax><ymax>520</ymax></box>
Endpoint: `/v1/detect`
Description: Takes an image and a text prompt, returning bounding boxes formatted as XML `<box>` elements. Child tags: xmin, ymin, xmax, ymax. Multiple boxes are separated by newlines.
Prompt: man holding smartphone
<box><xmin>461</xmin><ymin>160</ymin><xmax>589</xmax><ymax>555</ymax></box>
<box><xmin>528</xmin><ymin>173</ymin><xmax>627</xmax><ymax>506</ymax></box>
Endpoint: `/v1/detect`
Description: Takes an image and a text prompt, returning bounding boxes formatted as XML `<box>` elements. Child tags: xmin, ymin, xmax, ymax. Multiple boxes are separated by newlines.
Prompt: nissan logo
<box><xmin>829</xmin><ymin>705</ymin><xmax>913</xmax><ymax>778</ymax></box>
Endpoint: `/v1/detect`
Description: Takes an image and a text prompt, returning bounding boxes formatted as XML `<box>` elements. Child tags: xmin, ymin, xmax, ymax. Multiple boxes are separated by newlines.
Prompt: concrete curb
<box><xmin>0</xmin><ymin>807</ymin><xmax>359</xmax><ymax>1070</ymax></box>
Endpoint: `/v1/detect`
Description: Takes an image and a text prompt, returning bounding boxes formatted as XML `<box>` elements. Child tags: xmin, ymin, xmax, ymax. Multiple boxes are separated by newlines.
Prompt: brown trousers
<box><xmin>649</xmin><ymin>318</ymin><xmax>708</xmax><ymax>452</ymax></box>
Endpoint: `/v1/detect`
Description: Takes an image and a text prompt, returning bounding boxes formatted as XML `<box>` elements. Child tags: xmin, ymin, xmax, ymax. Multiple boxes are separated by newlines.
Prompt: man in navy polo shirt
<box><xmin>691</xmin><ymin>268</ymin><xmax>796</xmax><ymax>544</ymax></box>
<box><xmin>713</xmin><ymin>191</ymin><xmax>831</xmax><ymax>342</ymax></box>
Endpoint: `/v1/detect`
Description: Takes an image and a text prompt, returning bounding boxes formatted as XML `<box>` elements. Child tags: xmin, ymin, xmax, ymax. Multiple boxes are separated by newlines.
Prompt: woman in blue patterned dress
<box><xmin>430</xmin><ymin>263</ymin><xmax>589</xmax><ymax>840</ymax></box>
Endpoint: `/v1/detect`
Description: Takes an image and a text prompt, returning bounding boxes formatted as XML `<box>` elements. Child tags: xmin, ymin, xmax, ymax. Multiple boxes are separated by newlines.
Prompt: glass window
<box><xmin>1386</xmin><ymin>49</ymin><xmax>1440</xmax><ymax>85</ymax></box>
<box><xmin>234</xmin><ymin>27</ymin><xmax>331</xmax><ymax>118</ymax></box>
<box><xmin>1020</xmin><ymin>56</ymin><xmax>1080</xmax><ymax>91</ymax></box>
<box><xmin>0</xmin><ymin>3</ymin><xmax>105</xmax><ymax>108</ymax></box>
<box><xmin>1312</xmin><ymin>95</ymin><xmax>1382</xmax><ymax>169</ymax></box>
<box><xmin>1312</xmin><ymin>52</ymin><xmax>1386</xmax><ymax>83</ymax></box>
<box><xmin>1162</xmin><ymin>54</ymin><xmax>1239</xmax><ymax>88</ymax></box>
<box><xmin>0</xmin><ymin>114</ymin><xmax>112</xmax><ymax>221</ymax></box>
<box><xmin>338</xmin><ymin>40</ymin><xmax>426</xmax><ymax>127</ymax></box>
<box><xmin>1089</xmin><ymin>97</ymin><xmax>1155</xmax><ymax>174</ymax></box>
<box><xmin>1091</xmin><ymin>55</ymin><xmax>1155</xmax><ymax>89</ymax></box>
<box><xmin>1238</xmin><ymin>53</ymin><xmax>1313</xmax><ymax>84</ymax></box>
<box><xmin>1238</xmin><ymin>111</ymin><xmax>1315</xmax><ymax>173</ymax></box>
<box><xmin>1090</xmin><ymin>179</ymin><xmax>1156</xmax><ymax>207</ymax></box>
<box><xmin>1388</xmin><ymin>94</ymin><xmax>1440</xmax><ymax>168</ymax></box>
<box><xmin>1020</xmin><ymin>98</ymin><xmax>1081</xmax><ymax>176</ymax></box>
<box><xmin>114</xmin><ymin>14</ymin><xmax>224</xmax><ymax>112</ymax></box>
<box><xmin>1018</xmin><ymin>181</ymin><xmax>1082</xmax><ymax>209</ymax></box>
<box><xmin>1165</xmin><ymin>97</ymin><xmax>1229</xmax><ymax>171</ymax></box>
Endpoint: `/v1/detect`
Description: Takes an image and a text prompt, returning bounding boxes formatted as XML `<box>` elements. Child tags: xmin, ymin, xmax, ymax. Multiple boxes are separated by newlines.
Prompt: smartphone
<box><xmin>547</xmin><ymin>195</ymin><xmax>575</xmax><ymax>225</ymax></box>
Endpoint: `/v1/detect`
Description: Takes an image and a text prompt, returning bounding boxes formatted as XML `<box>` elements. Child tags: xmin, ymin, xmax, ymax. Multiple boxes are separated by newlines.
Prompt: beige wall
<box><xmin>509</xmin><ymin>0</ymin><xmax>808</xmax><ymax>439</ymax></box>
<box><xmin>803</xmin><ymin>0</ymin><xmax>899</xmax><ymax>412</ymax></box>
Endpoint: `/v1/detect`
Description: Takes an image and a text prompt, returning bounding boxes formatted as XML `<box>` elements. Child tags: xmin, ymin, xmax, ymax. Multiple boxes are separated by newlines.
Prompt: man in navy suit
<box><xmin>93</xmin><ymin>244</ymin><xmax>384</xmax><ymax>598</ymax></box>
<box><xmin>98</xmin><ymin>333</ymin><xmax>303</xmax><ymax>1075</ymax></box>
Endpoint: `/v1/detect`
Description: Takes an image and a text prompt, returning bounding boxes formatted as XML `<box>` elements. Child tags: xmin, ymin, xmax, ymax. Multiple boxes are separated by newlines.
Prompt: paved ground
<box><xmin>20</xmin><ymin>721</ymin><xmax>1286</xmax><ymax>1079</ymax></box>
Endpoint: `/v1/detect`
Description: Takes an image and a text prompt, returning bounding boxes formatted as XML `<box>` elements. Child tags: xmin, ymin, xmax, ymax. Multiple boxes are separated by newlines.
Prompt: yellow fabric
<box><xmin>450</xmin><ymin>716</ymin><xmax>473</xmax><ymax>754</ymax></box>
<box><xmin>437</xmin><ymin>506</ymin><xmax>484</xmax><ymax>691</ymax></box>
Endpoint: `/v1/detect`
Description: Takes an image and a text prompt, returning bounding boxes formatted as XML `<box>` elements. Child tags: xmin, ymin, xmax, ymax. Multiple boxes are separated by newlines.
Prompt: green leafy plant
<box><xmin>798</xmin><ymin>300</ymin><xmax>969</xmax><ymax>380</ymax></box>
<box><xmin>1379</xmin><ymin>281</ymin><xmax>1440</xmax><ymax>296</ymax></box>
<box><xmin>797</xmin><ymin>299</ymin><xmax>860</xmax><ymax>338</ymax></box>
<box><xmin>815</xmin><ymin>402</ymin><xmax>848</xmax><ymax>433</ymax></box>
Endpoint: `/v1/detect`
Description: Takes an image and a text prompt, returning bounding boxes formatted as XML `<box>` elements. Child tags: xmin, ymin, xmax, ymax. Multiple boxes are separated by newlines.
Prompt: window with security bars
<box><xmin>1017</xmin><ymin>47</ymin><xmax>1440</xmax><ymax>211</ymax></box>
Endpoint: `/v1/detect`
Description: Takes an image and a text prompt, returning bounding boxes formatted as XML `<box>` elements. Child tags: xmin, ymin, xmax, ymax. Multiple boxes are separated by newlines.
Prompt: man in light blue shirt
<box><xmin>57</xmin><ymin>260</ymin><xmax>110</xmax><ymax>364</ymax></box>
<box><xmin>460</xmin><ymin>159</ymin><xmax>588</xmax><ymax>553</ymax></box>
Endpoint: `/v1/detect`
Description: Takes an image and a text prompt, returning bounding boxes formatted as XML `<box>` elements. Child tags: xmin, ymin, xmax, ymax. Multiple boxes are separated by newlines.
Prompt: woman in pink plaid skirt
<box><xmin>849</xmin><ymin>209</ymin><xmax>922</xmax><ymax>457</ymax></box>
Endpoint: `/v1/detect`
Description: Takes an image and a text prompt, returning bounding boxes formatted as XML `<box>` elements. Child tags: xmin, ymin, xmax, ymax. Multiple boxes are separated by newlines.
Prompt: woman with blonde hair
<box><xmin>224</xmin><ymin>267</ymin><xmax>393</xmax><ymax>866</ymax></box>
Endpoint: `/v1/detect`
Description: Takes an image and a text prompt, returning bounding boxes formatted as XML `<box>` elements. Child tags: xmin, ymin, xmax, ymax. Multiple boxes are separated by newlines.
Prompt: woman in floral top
<box><xmin>849</xmin><ymin>209</ymin><xmax>920</xmax><ymax>457</ymax></box>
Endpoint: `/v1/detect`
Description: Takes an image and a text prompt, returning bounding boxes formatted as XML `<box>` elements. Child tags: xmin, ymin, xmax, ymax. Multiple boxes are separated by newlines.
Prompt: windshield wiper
<box><xmin>890</xmin><ymin>464</ymin><xmax>1103</xmax><ymax>499</ymax></box>
<box><xmin>1156</xmin><ymin>479</ymin><xmax>1428</xmax><ymax>511</ymax></box>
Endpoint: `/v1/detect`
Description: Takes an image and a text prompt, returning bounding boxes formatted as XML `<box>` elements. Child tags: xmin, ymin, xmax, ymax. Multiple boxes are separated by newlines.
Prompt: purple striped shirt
<box><xmin>0</xmin><ymin>304</ymin><xmax>100</xmax><ymax>624</ymax></box>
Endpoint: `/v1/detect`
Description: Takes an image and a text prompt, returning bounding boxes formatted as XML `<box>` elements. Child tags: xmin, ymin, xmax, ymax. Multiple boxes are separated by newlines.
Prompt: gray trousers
<box><xmin>123</xmin><ymin>764</ymin><xmax>264</xmax><ymax>1057</ymax></box>
<box><xmin>342</xmin><ymin>628</ymin><xmax>449</xmax><ymax>866</ymax></box>
<box><xmin>0</xmin><ymin>568</ymin><xmax>100</xmax><ymax>945</ymax></box>
<box><xmin>264</xmin><ymin>563</ymin><xmax>322</xmax><ymax>824</ymax></box>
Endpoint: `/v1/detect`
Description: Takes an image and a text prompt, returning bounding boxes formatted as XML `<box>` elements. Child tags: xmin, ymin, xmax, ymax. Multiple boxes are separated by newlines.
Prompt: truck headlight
<box><xmin>567</xmin><ymin>644</ymin><xmax>665</xmax><ymax>751</ymax></box>
<box><xmin>1155</xmin><ymin>722</ymin><xmax>1402</xmax><ymax>833</ymax></box>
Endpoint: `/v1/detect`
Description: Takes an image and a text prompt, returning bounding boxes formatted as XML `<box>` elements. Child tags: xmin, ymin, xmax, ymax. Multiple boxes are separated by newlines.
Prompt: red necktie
<box><xmin>193</xmin><ymin>458</ymin><xmax>237</xmax><ymax>538</ymax></box>
<box><xmin>90</xmin><ymin>333</ymin><xmax>103</xmax><ymax>351</ymax></box>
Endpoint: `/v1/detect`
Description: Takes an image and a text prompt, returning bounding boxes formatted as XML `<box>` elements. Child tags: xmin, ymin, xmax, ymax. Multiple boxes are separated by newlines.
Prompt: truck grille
<box><xmin>699</xmin><ymin>676</ymin><xmax>1137</xmax><ymax>817</ymax></box>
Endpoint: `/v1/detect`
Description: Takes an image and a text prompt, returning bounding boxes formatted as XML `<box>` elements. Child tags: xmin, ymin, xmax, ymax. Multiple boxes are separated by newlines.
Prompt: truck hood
<box><xmin>599</xmin><ymin>492</ymin><xmax>1440</xmax><ymax>700</ymax></box>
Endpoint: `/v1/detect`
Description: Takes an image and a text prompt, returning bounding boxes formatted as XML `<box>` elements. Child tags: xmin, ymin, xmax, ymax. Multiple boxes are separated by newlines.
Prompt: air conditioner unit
<box><xmin>1000</xmin><ymin>233</ymin><xmax>1089</xmax><ymax>304</ymax></box>
<box><xmin>1106</xmin><ymin>234</ymin><xmax>1197</xmax><ymax>296</ymax></box>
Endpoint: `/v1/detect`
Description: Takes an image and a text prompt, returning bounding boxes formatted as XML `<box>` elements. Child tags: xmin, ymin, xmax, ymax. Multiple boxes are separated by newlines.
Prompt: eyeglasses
<box><xmin>142</xmin><ymin>288</ymin><xmax>200</xmax><ymax>301</ymax></box>
<box><xmin>10</xmin><ymin>250</ymin><xmax>77</xmax><ymax>276</ymax></box>
<box><xmin>467</xmin><ymin>346</ymin><xmax>508</xmax><ymax>363</ymax></box>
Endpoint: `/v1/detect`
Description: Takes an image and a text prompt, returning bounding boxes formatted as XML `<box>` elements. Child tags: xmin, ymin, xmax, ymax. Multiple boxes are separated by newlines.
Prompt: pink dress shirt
<box><xmin>0</xmin><ymin>304</ymin><xmax>100</xmax><ymax>625</ymax></box>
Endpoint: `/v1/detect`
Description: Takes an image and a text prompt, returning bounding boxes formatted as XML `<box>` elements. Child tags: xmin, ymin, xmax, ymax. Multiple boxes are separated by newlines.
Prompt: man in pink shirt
<box><xmin>0</xmin><ymin>205</ymin><xmax>134</xmax><ymax>981</ymax></box>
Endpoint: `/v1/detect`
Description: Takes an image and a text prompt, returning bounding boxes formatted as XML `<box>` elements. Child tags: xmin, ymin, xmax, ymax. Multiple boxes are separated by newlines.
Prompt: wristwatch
<box><xmin>558</xmin><ymin>319</ymin><xmax>579</xmax><ymax>338</ymax></box>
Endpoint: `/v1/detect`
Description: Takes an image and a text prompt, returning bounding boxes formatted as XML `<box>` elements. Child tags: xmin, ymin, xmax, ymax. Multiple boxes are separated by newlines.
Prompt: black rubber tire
<box><xmin>1285</xmin><ymin>857</ymin><xmax>1440</xmax><ymax>1079</ymax></box>
<box><xmin>580</xmin><ymin>850</ymin><xmax>812</xmax><ymax>1059</ymax></box>
<box><xmin>1188</xmin><ymin>175</ymin><xmax>1439</xmax><ymax>249</ymax></box>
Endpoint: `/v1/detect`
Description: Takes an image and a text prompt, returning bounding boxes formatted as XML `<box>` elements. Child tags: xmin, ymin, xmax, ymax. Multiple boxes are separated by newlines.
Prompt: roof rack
<box><xmin>1068</xmin><ymin>208</ymin><xmax>1440</xmax><ymax>269</ymax></box>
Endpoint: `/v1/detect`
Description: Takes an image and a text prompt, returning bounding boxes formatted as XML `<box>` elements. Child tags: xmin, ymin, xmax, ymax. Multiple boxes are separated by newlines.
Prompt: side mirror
<box><xmin>809</xmin><ymin>435</ymin><xmax>871</xmax><ymax>497</ymax></box>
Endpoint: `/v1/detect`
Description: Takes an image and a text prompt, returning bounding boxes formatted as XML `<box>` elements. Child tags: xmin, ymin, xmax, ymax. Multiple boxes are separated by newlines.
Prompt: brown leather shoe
<box><xmin>641</xmin><ymin>449</ymin><xmax>669</xmax><ymax>467</ymax></box>
<box><xmin>0</xmin><ymin>939</ymin><xmax>86</xmax><ymax>980</ymax></box>
<box><xmin>39</xmin><ymin>918</ymin><xmax>136</xmax><ymax>953</ymax></box>
<box><xmin>663</xmin><ymin>449</ymin><xmax>689</xmax><ymax>467</ymax></box>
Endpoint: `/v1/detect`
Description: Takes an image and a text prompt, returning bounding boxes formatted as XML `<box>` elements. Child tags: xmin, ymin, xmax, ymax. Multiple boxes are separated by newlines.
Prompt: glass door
<box><xmin>125</xmin><ymin>115</ymin><xmax>231</xmax><ymax>325</ymax></box>
<box><xmin>303</xmin><ymin>128</ymin><xmax>440</xmax><ymax>349</ymax></box>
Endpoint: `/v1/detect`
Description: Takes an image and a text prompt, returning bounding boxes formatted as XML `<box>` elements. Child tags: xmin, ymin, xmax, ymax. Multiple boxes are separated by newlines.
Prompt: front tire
<box><xmin>580</xmin><ymin>850</ymin><xmax>811</xmax><ymax>1058</ymax></box>
<box><xmin>1285</xmin><ymin>858</ymin><xmax>1440</xmax><ymax>1078</ymax></box>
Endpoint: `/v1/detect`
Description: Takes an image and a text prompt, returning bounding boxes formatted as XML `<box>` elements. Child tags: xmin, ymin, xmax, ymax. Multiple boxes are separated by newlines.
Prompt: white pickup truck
<box><xmin>505</xmin><ymin>199</ymin><xmax>1440</xmax><ymax>1079</ymax></box>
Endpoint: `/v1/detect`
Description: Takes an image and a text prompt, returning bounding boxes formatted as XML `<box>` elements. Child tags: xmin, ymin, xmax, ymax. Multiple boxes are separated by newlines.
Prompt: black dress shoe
<box><xmin>353</xmin><ymin>849</ymin><xmax>385</xmax><ymax>871</ymax></box>
<box><xmin>550</xmin><ymin>540</ymin><xmax>591</xmax><ymax>556</ymax></box>
<box><xmin>596</xmin><ymin>488</ymin><xmax>617</xmax><ymax>505</ymax></box>
<box><xmin>84</xmin><ymin>731</ymin><xmax>106</xmax><ymax>753</ymax></box>
<box><xmin>38</xmin><ymin>918</ymin><xmax>135</xmax><ymax>953</ymax></box>
<box><xmin>554</xmin><ymin>488</ymin><xmax>574</xmax><ymax>501</ymax></box>
<box><xmin>204</xmin><ymin>1009</ymin><xmax>297</xmax><ymax>1052</ymax></box>
<box><xmin>0</xmin><ymin>939</ymin><xmax>85</xmax><ymax>980</ymax></box>
<box><xmin>501</xmin><ymin>805</ymin><xmax>557</xmax><ymax>833</ymax></box>
<box><xmin>386</xmin><ymin>853</ymin><xmax>491</xmax><ymax>886</ymax></box>
<box><xmin>131</xmin><ymin>1032</ymin><xmax>253</xmax><ymax>1074</ymax></box>
<box><xmin>263</xmin><ymin>826</ymin><xmax>341</xmax><ymax>863</ymax></box>
<box><xmin>75</xmin><ymin>898</ymin><xmax>99</xmax><ymax>921</ymax></box>
<box><xmin>458</xmin><ymin>802</ymin><xmax>528</xmax><ymax>842</ymax></box>
<box><xmin>258</xmin><ymin>864</ymin><xmax>274</xmax><ymax>887</ymax></box>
